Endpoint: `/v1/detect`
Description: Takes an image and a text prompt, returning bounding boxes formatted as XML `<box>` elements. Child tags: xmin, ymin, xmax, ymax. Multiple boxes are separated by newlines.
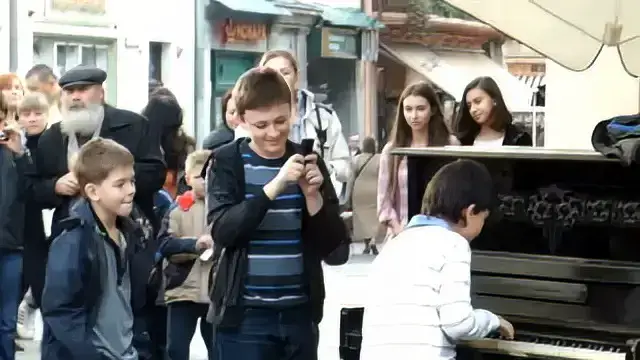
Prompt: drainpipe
<box><xmin>8</xmin><ymin>0</ymin><xmax>17</xmax><ymax>72</ymax></box>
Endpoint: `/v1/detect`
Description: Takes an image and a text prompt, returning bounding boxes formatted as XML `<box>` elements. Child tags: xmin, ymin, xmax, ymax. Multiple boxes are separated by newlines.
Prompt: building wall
<box><xmin>21</xmin><ymin>0</ymin><xmax>196</xmax><ymax>135</ymax></box>
<box><xmin>544</xmin><ymin>47</ymin><xmax>639</xmax><ymax>149</ymax></box>
<box><xmin>0</xmin><ymin>0</ymin><xmax>10</xmax><ymax>73</ymax></box>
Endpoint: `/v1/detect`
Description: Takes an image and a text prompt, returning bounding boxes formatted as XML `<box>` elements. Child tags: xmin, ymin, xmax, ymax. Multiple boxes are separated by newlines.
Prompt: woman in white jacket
<box><xmin>258</xmin><ymin>50</ymin><xmax>352</xmax><ymax>198</ymax></box>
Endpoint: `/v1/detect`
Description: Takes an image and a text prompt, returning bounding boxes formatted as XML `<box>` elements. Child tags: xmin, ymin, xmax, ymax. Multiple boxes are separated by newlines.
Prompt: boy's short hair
<box><xmin>232</xmin><ymin>67</ymin><xmax>292</xmax><ymax>116</ymax></box>
<box><xmin>185</xmin><ymin>150</ymin><xmax>211</xmax><ymax>175</ymax></box>
<box><xmin>25</xmin><ymin>64</ymin><xmax>58</xmax><ymax>82</ymax></box>
<box><xmin>73</xmin><ymin>138</ymin><xmax>134</xmax><ymax>195</ymax></box>
<box><xmin>18</xmin><ymin>92</ymin><xmax>49</xmax><ymax>114</ymax></box>
<box><xmin>421</xmin><ymin>159</ymin><xmax>494</xmax><ymax>223</ymax></box>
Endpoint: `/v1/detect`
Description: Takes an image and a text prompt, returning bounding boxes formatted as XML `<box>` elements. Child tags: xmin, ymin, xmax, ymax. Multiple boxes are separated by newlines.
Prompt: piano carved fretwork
<box><xmin>339</xmin><ymin>147</ymin><xmax>640</xmax><ymax>360</ymax></box>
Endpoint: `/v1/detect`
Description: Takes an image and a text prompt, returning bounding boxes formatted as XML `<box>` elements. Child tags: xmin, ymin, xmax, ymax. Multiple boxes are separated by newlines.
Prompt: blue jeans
<box><xmin>0</xmin><ymin>251</ymin><xmax>22</xmax><ymax>360</ymax></box>
<box><xmin>215</xmin><ymin>307</ymin><xmax>316</xmax><ymax>360</ymax></box>
<box><xmin>167</xmin><ymin>301</ymin><xmax>214</xmax><ymax>360</ymax></box>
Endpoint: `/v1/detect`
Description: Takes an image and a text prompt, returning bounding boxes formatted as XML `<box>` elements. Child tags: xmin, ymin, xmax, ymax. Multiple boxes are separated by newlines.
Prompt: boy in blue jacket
<box><xmin>41</xmin><ymin>138</ymin><xmax>150</xmax><ymax>360</ymax></box>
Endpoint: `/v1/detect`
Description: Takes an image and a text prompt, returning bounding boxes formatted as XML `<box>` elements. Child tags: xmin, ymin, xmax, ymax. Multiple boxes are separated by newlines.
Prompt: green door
<box><xmin>211</xmin><ymin>52</ymin><xmax>256</xmax><ymax>129</ymax></box>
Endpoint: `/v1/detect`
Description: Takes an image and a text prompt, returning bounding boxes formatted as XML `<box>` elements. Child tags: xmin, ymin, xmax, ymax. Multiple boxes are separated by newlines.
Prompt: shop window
<box><xmin>531</xmin><ymin>63</ymin><xmax>546</xmax><ymax>73</ymax></box>
<box><xmin>149</xmin><ymin>42</ymin><xmax>164</xmax><ymax>87</ymax></box>
<box><xmin>54</xmin><ymin>42</ymin><xmax>109</xmax><ymax>93</ymax></box>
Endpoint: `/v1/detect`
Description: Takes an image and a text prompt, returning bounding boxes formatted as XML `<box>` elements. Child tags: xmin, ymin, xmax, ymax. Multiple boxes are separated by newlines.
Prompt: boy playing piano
<box><xmin>360</xmin><ymin>159</ymin><xmax>514</xmax><ymax>360</ymax></box>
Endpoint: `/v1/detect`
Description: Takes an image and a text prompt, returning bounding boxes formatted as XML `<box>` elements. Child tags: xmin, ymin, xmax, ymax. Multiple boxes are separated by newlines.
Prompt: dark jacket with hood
<box><xmin>0</xmin><ymin>147</ymin><xmax>29</xmax><ymax>251</ymax></box>
<box><xmin>592</xmin><ymin>114</ymin><xmax>640</xmax><ymax>165</ymax></box>
<box><xmin>202</xmin><ymin>124</ymin><xmax>234</xmax><ymax>151</ymax></box>
<box><xmin>41</xmin><ymin>199</ymin><xmax>151</xmax><ymax>360</ymax></box>
<box><xmin>142</xmin><ymin>96</ymin><xmax>183</xmax><ymax>172</ymax></box>
<box><xmin>458</xmin><ymin>123</ymin><xmax>533</xmax><ymax>146</ymax></box>
<box><xmin>206</xmin><ymin>139</ymin><xmax>350</xmax><ymax>328</ymax></box>
<box><xmin>143</xmin><ymin>96</ymin><xmax>192</xmax><ymax>197</ymax></box>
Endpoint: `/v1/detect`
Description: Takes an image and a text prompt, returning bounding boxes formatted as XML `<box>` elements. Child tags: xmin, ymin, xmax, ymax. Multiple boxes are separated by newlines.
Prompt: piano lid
<box><xmin>392</xmin><ymin>146</ymin><xmax>618</xmax><ymax>162</ymax></box>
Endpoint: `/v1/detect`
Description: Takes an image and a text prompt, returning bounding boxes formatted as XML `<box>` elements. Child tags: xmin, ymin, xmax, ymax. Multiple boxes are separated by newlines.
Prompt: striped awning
<box><xmin>518</xmin><ymin>74</ymin><xmax>546</xmax><ymax>89</ymax></box>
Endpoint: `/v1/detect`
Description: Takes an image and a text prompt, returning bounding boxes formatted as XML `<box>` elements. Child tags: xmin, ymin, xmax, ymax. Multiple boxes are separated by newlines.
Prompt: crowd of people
<box><xmin>0</xmin><ymin>48</ymin><xmax>353</xmax><ymax>360</ymax></box>
<box><xmin>0</xmin><ymin>45</ymin><xmax>533</xmax><ymax>360</ymax></box>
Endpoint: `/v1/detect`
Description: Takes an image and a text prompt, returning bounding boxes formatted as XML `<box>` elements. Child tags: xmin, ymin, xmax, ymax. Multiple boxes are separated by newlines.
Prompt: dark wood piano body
<box><xmin>340</xmin><ymin>147</ymin><xmax>640</xmax><ymax>360</ymax></box>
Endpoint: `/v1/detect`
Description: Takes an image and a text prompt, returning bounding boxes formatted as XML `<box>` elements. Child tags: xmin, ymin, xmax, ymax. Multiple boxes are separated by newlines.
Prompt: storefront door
<box><xmin>210</xmin><ymin>51</ymin><xmax>257</xmax><ymax>128</ymax></box>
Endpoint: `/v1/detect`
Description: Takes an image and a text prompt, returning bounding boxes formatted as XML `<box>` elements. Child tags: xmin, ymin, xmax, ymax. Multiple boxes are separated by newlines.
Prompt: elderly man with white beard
<box><xmin>31</xmin><ymin>64</ymin><xmax>166</xmax><ymax>241</ymax></box>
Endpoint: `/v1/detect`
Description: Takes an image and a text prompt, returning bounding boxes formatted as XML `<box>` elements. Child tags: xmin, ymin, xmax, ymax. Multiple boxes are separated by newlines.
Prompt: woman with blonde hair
<box><xmin>378</xmin><ymin>82</ymin><xmax>457</xmax><ymax>237</ymax></box>
<box><xmin>258</xmin><ymin>49</ymin><xmax>352</xmax><ymax>199</ymax></box>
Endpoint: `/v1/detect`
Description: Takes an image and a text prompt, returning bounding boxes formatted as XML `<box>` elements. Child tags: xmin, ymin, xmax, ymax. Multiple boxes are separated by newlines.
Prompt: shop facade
<box><xmin>194</xmin><ymin>0</ymin><xmax>380</xmax><ymax>144</ymax></box>
<box><xmin>195</xmin><ymin>0</ymin><xmax>323</xmax><ymax>143</ymax></box>
<box><xmin>305</xmin><ymin>7</ymin><xmax>381</xmax><ymax>140</ymax></box>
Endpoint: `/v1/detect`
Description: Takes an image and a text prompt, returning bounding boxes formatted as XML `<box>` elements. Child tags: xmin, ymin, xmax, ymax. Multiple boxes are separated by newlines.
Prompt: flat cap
<box><xmin>58</xmin><ymin>65</ymin><xmax>107</xmax><ymax>89</ymax></box>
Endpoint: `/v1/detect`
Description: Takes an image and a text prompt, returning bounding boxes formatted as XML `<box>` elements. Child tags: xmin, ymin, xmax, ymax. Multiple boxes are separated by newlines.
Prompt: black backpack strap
<box><xmin>314</xmin><ymin>106</ymin><xmax>327</xmax><ymax>158</ymax></box>
<box><xmin>353</xmin><ymin>154</ymin><xmax>374</xmax><ymax>181</ymax></box>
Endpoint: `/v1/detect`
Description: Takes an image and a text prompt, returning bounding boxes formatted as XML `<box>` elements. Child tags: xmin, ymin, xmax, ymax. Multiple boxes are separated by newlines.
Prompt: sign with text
<box><xmin>220</xmin><ymin>19</ymin><xmax>268</xmax><ymax>45</ymax></box>
<box><xmin>50</xmin><ymin>0</ymin><xmax>106</xmax><ymax>14</ymax></box>
<box><xmin>321</xmin><ymin>27</ymin><xmax>359</xmax><ymax>59</ymax></box>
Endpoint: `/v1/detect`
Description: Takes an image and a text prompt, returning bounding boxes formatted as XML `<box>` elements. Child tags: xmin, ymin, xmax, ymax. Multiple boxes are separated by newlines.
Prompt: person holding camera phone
<box><xmin>0</xmin><ymin>118</ymin><xmax>31</xmax><ymax>360</ymax></box>
<box><xmin>207</xmin><ymin>67</ymin><xmax>348</xmax><ymax>360</ymax></box>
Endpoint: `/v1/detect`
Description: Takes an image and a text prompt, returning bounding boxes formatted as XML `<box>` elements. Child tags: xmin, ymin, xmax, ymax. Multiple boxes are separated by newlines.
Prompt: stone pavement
<box><xmin>16</xmin><ymin>243</ymin><xmax>377</xmax><ymax>360</ymax></box>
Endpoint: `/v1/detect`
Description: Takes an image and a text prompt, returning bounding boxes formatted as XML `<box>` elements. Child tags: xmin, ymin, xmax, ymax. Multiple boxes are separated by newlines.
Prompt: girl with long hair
<box><xmin>454</xmin><ymin>76</ymin><xmax>532</xmax><ymax>147</ymax></box>
<box><xmin>143</xmin><ymin>87</ymin><xmax>196</xmax><ymax>199</ymax></box>
<box><xmin>0</xmin><ymin>73</ymin><xmax>25</xmax><ymax>125</ymax></box>
<box><xmin>377</xmin><ymin>82</ymin><xmax>457</xmax><ymax>236</ymax></box>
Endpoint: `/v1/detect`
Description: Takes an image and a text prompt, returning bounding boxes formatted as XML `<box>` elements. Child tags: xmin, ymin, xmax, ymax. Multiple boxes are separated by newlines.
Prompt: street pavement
<box><xmin>16</xmin><ymin>243</ymin><xmax>377</xmax><ymax>360</ymax></box>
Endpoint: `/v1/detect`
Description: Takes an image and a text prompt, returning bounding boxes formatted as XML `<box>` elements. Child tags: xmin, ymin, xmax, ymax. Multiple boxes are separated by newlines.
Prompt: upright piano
<box><xmin>339</xmin><ymin>146</ymin><xmax>640</xmax><ymax>360</ymax></box>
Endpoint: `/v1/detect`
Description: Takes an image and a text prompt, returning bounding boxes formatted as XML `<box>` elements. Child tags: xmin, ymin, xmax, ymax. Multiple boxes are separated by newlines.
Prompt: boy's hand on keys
<box><xmin>195</xmin><ymin>234</ymin><xmax>213</xmax><ymax>251</ymax></box>
<box><xmin>498</xmin><ymin>316</ymin><xmax>515</xmax><ymax>340</ymax></box>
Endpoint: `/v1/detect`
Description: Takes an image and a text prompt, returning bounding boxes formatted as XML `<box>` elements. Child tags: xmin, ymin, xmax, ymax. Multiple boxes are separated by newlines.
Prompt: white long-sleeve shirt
<box><xmin>360</xmin><ymin>224</ymin><xmax>500</xmax><ymax>360</ymax></box>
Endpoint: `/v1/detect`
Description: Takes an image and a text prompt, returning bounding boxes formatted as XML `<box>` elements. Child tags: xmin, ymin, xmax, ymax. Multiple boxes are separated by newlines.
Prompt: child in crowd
<box><xmin>16</xmin><ymin>92</ymin><xmax>50</xmax><ymax>340</ymax></box>
<box><xmin>206</xmin><ymin>67</ymin><xmax>348</xmax><ymax>359</ymax></box>
<box><xmin>360</xmin><ymin>159</ymin><xmax>515</xmax><ymax>360</ymax></box>
<box><xmin>157</xmin><ymin>149</ymin><xmax>215</xmax><ymax>360</ymax></box>
<box><xmin>41</xmin><ymin>138</ymin><xmax>149</xmax><ymax>360</ymax></box>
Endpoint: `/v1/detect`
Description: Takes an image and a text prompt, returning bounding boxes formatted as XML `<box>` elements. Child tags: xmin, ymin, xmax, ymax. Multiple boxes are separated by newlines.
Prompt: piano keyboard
<box><xmin>459</xmin><ymin>333</ymin><xmax>626</xmax><ymax>360</ymax></box>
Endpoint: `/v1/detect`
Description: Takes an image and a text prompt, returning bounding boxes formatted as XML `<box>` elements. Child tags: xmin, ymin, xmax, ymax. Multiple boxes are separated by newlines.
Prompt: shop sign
<box><xmin>321</xmin><ymin>27</ymin><xmax>359</xmax><ymax>59</ymax></box>
<box><xmin>50</xmin><ymin>0</ymin><xmax>106</xmax><ymax>15</ymax></box>
<box><xmin>220</xmin><ymin>19</ymin><xmax>268</xmax><ymax>45</ymax></box>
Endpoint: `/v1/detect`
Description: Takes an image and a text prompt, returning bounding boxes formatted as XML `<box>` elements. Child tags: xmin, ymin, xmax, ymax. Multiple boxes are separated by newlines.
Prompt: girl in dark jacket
<box><xmin>141</xmin><ymin>87</ymin><xmax>196</xmax><ymax>360</ymax></box>
<box><xmin>142</xmin><ymin>88</ymin><xmax>195</xmax><ymax>199</ymax></box>
<box><xmin>454</xmin><ymin>76</ymin><xmax>532</xmax><ymax>147</ymax></box>
<box><xmin>202</xmin><ymin>89</ymin><xmax>237</xmax><ymax>151</ymax></box>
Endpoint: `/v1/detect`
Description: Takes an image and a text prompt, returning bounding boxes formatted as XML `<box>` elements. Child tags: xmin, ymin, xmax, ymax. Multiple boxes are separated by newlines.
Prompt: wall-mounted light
<box><xmin>176</xmin><ymin>46</ymin><xmax>183</xmax><ymax>58</ymax></box>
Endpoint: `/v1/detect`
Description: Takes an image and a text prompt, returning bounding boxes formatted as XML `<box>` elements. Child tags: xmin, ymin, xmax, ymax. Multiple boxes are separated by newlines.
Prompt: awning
<box><xmin>209</xmin><ymin>0</ymin><xmax>292</xmax><ymax>16</ymax></box>
<box><xmin>312</xmin><ymin>4</ymin><xmax>384</xmax><ymax>29</ymax></box>
<box><xmin>381</xmin><ymin>43</ymin><xmax>534</xmax><ymax>112</ymax></box>
<box><xmin>517</xmin><ymin>74</ymin><xmax>545</xmax><ymax>89</ymax></box>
